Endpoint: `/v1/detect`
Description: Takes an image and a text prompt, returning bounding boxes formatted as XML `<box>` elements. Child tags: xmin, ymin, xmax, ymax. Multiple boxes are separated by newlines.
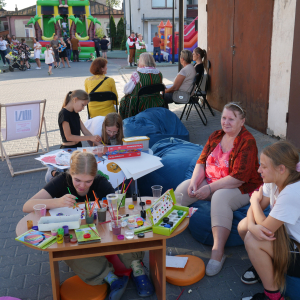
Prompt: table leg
<box><xmin>49</xmin><ymin>252</ymin><xmax>60</xmax><ymax>300</ymax></box>
<box><xmin>149</xmin><ymin>239</ymin><xmax>166</xmax><ymax>300</ymax></box>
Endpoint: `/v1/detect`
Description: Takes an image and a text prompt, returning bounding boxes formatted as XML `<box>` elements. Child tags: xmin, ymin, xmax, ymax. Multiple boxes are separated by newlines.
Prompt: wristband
<box><xmin>208</xmin><ymin>184</ymin><xmax>212</xmax><ymax>195</ymax></box>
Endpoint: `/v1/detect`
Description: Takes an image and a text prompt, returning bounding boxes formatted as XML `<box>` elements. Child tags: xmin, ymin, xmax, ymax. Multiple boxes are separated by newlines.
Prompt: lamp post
<box><xmin>109</xmin><ymin>3</ymin><xmax>113</xmax><ymax>51</ymax></box>
<box><xmin>172</xmin><ymin>0</ymin><xmax>175</xmax><ymax>64</ymax></box>
<box><xmin>129</xmin><ymin>0</ymin><xmax>132</xmax><ymax>33</ymax></box>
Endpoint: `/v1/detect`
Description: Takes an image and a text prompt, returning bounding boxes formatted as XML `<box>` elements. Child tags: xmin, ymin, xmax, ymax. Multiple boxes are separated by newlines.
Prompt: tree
<box><xmin>95</xmin><ymin>27</ymin><xmax>105</xmax><ymax>39</ymax></box>
<box><xmin>0</xmin><ymin>0</ymin><xmax>6</xmax><ymax>9</ymax></box>
<box><xmin>27</xmin><ymin>15</ymin><xmax>42</xmax><ymax>41</ymax></box>
<box><xmin>116</xmin><ymin>17</ymin><xmax>124</xmax><ymax>48</ymax></box>
<box><xmin>87</xmin><ymin>15</ymin><xmax>101</xmax><ymax>40</ymax></box>
<box><xmin>106</xmin><ymin>0</ymin><xmax>121</xmax><ymax>9</ymax></box>
<box><xmin>109</xmin><ymin>15</ymin><xmax>116</xmax><ymax>47</ymax></box>
<box><xmin>68</xmin><ymin>16</ymin><xmax>83</xmax><ymax>38</ymax></box>
<box><xmin>48</xmin><ymin>15</ymin><xmax>63</xmax><ymax>37</ymax></box>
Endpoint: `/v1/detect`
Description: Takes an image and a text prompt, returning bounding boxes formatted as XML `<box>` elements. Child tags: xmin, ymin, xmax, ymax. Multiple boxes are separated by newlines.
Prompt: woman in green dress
<box><xmin>135</xmin><ymin>34</ymin><xmax>146</xmax><ymax>64</ymax></box>
<box><xmin>119</xmin><ymin>52</ymin><xmax>165</xmax><ymax>119</ymax></box>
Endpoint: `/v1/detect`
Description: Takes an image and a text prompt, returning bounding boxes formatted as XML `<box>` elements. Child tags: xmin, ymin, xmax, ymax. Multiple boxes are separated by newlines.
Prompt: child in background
<box><xmin>87</xmin><ymin>52</ymin><xmax>95</xmax><ymax>62</ymax></box>
<box><xmin>84</xmin><ymin>112</ymin><xmax>124</xmax><ymax>146</ymax></box>
<box><xmin>45</xmin><ymin>90</ymin><xmax>102</xmax><ymax>182</ymax></box>
<box><xmin>44</xmin><ymin>44</ymin><xmax>54</xmax><ymax>75</ymax></box>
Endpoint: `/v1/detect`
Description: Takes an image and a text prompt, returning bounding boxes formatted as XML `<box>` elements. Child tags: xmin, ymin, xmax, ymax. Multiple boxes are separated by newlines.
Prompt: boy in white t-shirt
<box><xmin>238</xmin><ymin>141</ymin><xmax>300</xmax><ymax>300</ymax></box>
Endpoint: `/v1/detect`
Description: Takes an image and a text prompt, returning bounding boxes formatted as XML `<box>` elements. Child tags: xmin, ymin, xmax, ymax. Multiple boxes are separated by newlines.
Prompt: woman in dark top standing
<box><xmin>99</xmin><ymin>36</ymin><xmax>110</xmax><ymax>59</ymax></box>
<box><xmin>45</xmin><ymin>90</ymin><xmax>101</xmax><ymax>182</ymax></box>
<box><xmin>192</xmin><ymin>47</ymin><xmax>207</xmax><ymax>85</ymax></box>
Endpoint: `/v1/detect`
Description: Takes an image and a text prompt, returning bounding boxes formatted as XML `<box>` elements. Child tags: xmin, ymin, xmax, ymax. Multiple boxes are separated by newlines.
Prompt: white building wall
<box><xmin>125</xmin><ymin>0</ymin><xmax>184</xmax><ymax>47</ymax></box>
<box><xmin>267</xmin><ymin>0</ymin><xmax>296</xmax><ymax>138</ymax></box>
<box><xmin>197</xmin><ymin>0</ymin><xmax>207</xmax><ymax>50</ymax></box>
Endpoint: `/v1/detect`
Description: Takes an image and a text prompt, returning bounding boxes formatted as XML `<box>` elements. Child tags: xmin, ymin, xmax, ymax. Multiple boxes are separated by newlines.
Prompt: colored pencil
<box><xmin>86</xmin><ymin>195</ymin><xmax>89</xmax><ymax>214</ymax></box>
<box><xmin>89</xmin><ymin>225</ymin><xmax>100</xmax><ymax>237</ymax></box>
<box><xmin>176</xmin><ymin>289</ymin><xmax>184</xmax><ymax>300</ymax></box>
<box><xmin>93</xmin><ymin>190</ymin><xmax>101</xmax><ymax>209</ymax></box>
<box><xmin>67</xmin><ymin>187</ymin><xmax>78</xmax><ymax>208</ymax></box>
<box><xmin>124</xmin><ymin>179</ymin><xmax>133</xmax><ymax>193</ymax></box>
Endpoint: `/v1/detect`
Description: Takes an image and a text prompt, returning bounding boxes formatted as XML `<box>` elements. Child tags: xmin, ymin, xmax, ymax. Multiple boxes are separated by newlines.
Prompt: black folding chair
<box><xmin>176</xmin><ymin>74</ymin><xmax>207</xmax><ymax>125</ymax></box>
<box><xmin>136</xmin><ymin>83</ymin><xmax>166</xmax><ymax>113</ymax></box>
<box><xmin>196</xmin><ymin>60</ymin><xmax>215</xmax><ymax>116</ymax></box>
<box><xmin>87</xmin><ymin>91</ymin><xmax>118</xmax><ymax>119</ymax></box>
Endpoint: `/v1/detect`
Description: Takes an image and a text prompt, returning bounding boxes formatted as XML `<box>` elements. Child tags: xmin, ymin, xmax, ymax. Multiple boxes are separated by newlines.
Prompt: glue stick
<box><xmin>57</xmin><ymin>234</ymin><xmax>64</xmax><ymax>244</ymax></box>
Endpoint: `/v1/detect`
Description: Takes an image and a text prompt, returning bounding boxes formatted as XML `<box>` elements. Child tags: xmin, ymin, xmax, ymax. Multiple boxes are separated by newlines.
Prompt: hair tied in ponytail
<box><xmin>296</xmin><ymin>162</ymin><xmax>300</xmax><ymax>172</ymax></box>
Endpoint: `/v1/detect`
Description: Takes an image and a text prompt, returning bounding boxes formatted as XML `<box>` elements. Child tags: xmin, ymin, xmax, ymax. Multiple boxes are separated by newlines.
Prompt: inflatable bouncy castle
<box><xmin>157</xmin><ymin>17</ymin><xmax>198</xmax><ymax>62</ymax></box>
<box><xmin>27</xmin><ymin>0</ymin><xmax>101</xmax><ymax>60</ymax></box>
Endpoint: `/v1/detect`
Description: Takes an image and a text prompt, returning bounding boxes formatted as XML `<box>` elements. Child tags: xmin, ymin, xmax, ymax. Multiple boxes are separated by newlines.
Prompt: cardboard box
<box><xmin>146</xmin><ymin>189</ymin><xmax>189</xmax><ymax>236</ymax></box>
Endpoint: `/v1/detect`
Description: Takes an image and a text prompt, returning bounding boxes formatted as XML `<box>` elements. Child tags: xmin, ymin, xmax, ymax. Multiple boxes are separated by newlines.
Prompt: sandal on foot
<box><xmin>109</xmin><ymin>276</ymin><xmax>129</xmax><ymax>300</ymax></box>
<box><xmin>205</xmin><ymin>254</ymin><xmax>226</xmax><ymax>276</ymax></box>
<box><xmin>131</xmin><ymin>273</ymin><xmax>155</xmax><ymax>297</ymax></box>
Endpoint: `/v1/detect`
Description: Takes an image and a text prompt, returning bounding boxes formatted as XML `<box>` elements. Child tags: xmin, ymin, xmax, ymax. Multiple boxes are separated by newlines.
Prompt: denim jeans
<box><xmin>153</xmin><ymin>47</ymin><xmax>161</xmax><ymax>62</ymax></box>
<box><xmin>0</xmin><ymin>49</ymin><xmax>10</xmax><ymax>65</ymax></box>
<box><xmin>66</xmin><ymin>49</ymin><xmax>71</xmax><ymax>61</ymax></box>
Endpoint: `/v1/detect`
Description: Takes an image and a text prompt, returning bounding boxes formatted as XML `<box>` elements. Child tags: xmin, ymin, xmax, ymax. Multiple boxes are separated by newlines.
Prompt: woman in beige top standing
<box><xmin>164</xmin><ymin>50</ymin><xmax>196</xmax><ymax>105</ymax></box>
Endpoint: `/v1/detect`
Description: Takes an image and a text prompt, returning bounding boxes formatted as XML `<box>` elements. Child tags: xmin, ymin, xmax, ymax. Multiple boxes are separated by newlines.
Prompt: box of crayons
<box><xmin>107</xmin><ymin>144</ymin><xmax>143</xmax><ymax>160</ymax></box>
<box><xmin>146</xmin><ymin>189</ymin><xmax>189</xmax><ymax>236</ymax></box>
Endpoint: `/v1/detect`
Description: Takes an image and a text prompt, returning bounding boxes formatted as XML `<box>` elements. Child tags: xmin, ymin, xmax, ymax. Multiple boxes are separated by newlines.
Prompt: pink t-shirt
<box><xmin>205</xmin><ymin>143</ymin><xmax>232</xmax><ymax>183</ymax></box>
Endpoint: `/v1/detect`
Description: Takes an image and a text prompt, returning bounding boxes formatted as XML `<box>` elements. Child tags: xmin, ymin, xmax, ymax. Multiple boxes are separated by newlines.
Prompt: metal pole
<box><xmin>109</xmin><ymin>4</ymin><xmax>113</xmax><ymax>51</ymax></box>
<box><xmin>143</xmin><ymin>14</ymin><xmax>145</xmax><ymax>38</ymax></box>
<box><xmin>172</xmin><ymin>0</ymin><xmax>175</xmax><ymax>64</ymax></box>
<box><xmin>129</xmin><ymin>0</ymin><xmax>132</xmax><ymax>33</ymax></box>
<box><xmin>178</xmin><ymin>0</ymin><xmax>184</xmax><ymax>72</ymax></box>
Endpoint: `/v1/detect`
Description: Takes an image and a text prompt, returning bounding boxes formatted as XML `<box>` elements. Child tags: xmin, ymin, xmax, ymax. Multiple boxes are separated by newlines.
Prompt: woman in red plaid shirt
<box><xmin>176</xmin><ymin>102</ymin><xmax>262</xmax><ymax>276</ymax></box>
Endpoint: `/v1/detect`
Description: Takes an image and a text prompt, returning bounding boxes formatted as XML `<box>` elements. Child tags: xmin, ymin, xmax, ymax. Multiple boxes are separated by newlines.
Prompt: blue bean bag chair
<box><xmin>123</xmin><ymin>107</ymin><xmax>190</xmax><ymax>148</ymax></box>
<box><xmin>284</xmin><ymin>275</ymin><xmax>300</xmax><ymax>300</ymax></box>
<box><xmin>185</xmin><ymin>154</ymin><xmax>270</xmax><ymax>247</ymax></box>
<box><xmin>188</xmin><ymin>201</ymin><xmax>270</xmax><ymax>247</ymax></box>
<box><xmin>137</xmin><ymin>138</ymin><xmax>203</xmax><ymax>196</ymax></box>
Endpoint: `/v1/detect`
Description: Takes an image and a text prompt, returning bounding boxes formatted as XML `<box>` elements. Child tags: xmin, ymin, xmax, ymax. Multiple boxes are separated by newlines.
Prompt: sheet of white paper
<box><xmin>166</xmin><ymin>256</ymin><xmax>188</xmax><ymax>268</ymax></box>
<box><xmin>130</xmin><ymin>163</ymin><xmax>163</xmax><ymax>180</ymax></box>
<box><xmin>49</xmin><ymin>204</ymin><xmax>85</xmax><ymax>219</ymax></box>
<box><xmin>97</xmin><ymin>159</ymin><xmax>125</xmax><ymax>188</ymax></box>
<box><xmin>109</xmin><ymin>152</ymin><xmax>162</xmax><ymax>177</ymax></box>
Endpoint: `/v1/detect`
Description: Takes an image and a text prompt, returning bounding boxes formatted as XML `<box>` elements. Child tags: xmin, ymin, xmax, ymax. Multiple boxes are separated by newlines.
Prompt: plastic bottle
<box><xmin>167</xmin><ymin>248</ymin><xmax>173</xmax><ymax>256</ymax></box>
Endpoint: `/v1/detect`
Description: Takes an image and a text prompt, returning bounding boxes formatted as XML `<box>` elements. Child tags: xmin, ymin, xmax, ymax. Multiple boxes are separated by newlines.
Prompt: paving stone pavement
<box><xmin>0</xmin><ymin>59</ymin><xmax>278</xmax><ymax>300</ymax></box>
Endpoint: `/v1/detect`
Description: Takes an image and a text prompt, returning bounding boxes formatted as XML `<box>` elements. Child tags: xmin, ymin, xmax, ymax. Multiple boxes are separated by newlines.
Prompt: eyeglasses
<box><xmin>106</xmin><ymin>129</ymin><xmax>119</xmax><ymax>135</ymax></box>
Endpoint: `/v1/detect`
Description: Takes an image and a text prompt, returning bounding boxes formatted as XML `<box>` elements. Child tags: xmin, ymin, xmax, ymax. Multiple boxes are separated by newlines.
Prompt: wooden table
<box><xmin>16</xmin><ymin>197</ymin><xmax>189</xmax><ymax>300</ymax></box>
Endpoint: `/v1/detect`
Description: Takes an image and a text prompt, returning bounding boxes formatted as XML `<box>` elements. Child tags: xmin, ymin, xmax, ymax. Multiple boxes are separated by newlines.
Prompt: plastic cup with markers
<box><xmin>151</xmin><ymin>185</ymin><xmax>163</xmax><ymax>199</ymax></box>
<box><xmin>107</xmin><ymin>194</ymin><xmax>118</xmax><ymax>212</ymax></box>
<box><xmin>33</xmin><ymin>204</ymin><xmax>46</xmax><ymax>220</ymax></box>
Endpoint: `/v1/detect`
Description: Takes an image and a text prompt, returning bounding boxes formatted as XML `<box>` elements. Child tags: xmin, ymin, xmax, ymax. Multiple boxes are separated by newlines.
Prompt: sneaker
<box><xmin>36</xmin><ymin>67</ymin><xmax>41</xmax><ymax>69</ymax></box>
<box><xmin>241</xmin><ymin>266</ymin><xmax>261</xmax><ymax>284</ymax></box>
<box><xmin>241</xmin><ymin>292</ymin><xmax>284</xmax><ymax>300</ymax></box>
<box><xmin>3</xmin><ymin>64</ymin><xmax>6</xmax><ymax>67</ymax></box>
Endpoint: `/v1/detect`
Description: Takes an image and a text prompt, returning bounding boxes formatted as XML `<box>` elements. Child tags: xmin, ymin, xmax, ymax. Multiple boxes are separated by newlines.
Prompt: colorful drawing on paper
<box><xmin>106</xmin><ymin>162</ymin><xmax>121</xmax><ymax>173</ymax></box>
<box><xmin>97</xmin><ymin>159</ymin><xmax>125</xmax><ymax>188</ymax></box>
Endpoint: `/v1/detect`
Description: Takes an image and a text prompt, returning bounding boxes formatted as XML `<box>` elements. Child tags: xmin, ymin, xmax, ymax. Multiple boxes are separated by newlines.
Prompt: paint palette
<box><xmin>146</xmin><ymin>189</ymin><xmax>189</xmax><ymax>236</ymax></box>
